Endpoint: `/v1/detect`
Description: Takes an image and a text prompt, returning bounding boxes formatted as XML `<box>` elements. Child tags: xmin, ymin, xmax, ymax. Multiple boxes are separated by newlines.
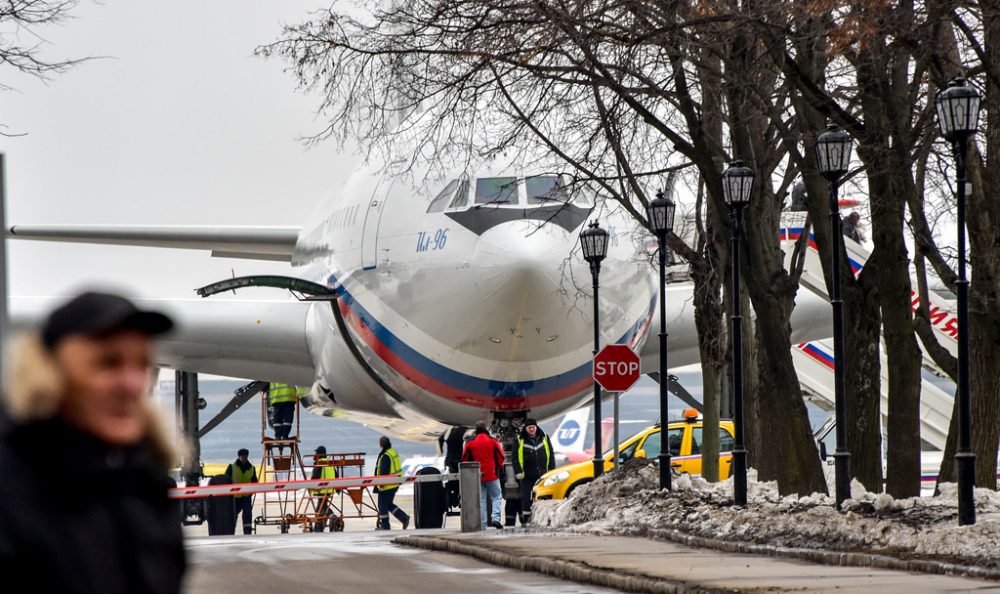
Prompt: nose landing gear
<box><xmin>489</xmin><ymin>412</ymin><xmax>528</xmax><ymax>522</ymax></box>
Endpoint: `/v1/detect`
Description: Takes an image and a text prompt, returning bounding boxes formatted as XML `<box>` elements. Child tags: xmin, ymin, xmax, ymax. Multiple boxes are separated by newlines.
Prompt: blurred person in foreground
<box><xmin>0</xmin><ymin>291</ymin><xmax>185</xmax><ymax>594</ymax></box>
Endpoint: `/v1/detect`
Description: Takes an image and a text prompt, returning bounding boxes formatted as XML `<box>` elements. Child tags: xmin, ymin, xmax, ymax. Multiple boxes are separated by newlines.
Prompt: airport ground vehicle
<box><xmin>533</xmin><ymin>410</ymin><xmax>735</xmax><ymax>500</ymax></box>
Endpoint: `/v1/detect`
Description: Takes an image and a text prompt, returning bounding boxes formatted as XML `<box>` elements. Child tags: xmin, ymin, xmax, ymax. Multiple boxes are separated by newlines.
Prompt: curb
<box><xmin>618</xmin><ymin>525</ymin><xmax>1000</xmax><ymax>581</ymax></box>
<box><xmin>395</xmin><ymin>534</ymin><xmax>708</xmax><ymax>594</ymax></box>
<box><xmin>396</xmin><ymin>528</ymin><xmax>1000</xmax><ymax>592</ymax></box>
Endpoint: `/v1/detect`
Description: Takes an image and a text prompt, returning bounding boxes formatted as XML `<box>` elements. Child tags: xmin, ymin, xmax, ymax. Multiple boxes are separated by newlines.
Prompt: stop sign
<box><xmin>592</xmin><ymin>344</ymin><xmax>641</xmax><ymax>392</ymax></box>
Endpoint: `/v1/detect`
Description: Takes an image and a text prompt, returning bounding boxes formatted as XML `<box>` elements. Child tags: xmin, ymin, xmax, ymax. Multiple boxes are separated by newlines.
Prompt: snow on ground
<box><xmin>531</xmin><ymin>459</ymin><xmax>1000</xmax><ymax>569</ymax></box>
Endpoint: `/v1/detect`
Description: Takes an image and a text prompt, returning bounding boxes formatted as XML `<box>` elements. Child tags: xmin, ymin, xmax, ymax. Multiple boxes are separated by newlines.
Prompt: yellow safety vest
<box><xmin>269</xmin><ymin>383</ymin><xmax>299</xmax><ymax>404</ymax></box>
<box><xmin>312</xmin><ymin>457</ymin><xmax>339</xmax><ymax>495</ymax></box>
<box><xmin>517</xmin><ymin>436</ymin><xmax>552</xmax><ymax>476</ymax></box>
<box><xmin>229</xmin><ymin>463</ymin><xmax>255</xmax><ymax>499</ymax></box>
<box><xmin>375</xmin><ymin>448</ymin><xmax>402</xmax><ymax>491</ymax></box>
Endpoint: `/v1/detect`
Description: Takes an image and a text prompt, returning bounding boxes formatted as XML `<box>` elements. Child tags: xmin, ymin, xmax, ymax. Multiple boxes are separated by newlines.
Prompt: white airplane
<box><xmin>8</xmin><ymin>155</ymin><xmax>833</xmax><ymax>443</ymax></box>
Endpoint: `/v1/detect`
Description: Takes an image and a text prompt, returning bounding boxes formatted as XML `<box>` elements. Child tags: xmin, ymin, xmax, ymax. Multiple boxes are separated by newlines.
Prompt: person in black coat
<box><xmin>0</xmin><ymin>292</ymin><xmax>185</xmax><ymax>594</ymax></box>
<box><xmin>512</xmin><ymin>418</ymin><xmax>555</xmax><ymax>526</ymax></box>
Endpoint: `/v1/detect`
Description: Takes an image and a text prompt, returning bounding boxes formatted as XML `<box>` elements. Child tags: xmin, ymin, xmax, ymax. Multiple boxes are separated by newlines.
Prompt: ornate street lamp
<box><xmin>646</xmin><ymin>190</ymin><xmax>677</xmax><ymax>490</ymax></box>
<box><xmin>815</xmin><ymin>124</ymin><xmax>855</xmax><ymax>508</ymax></box>
<box><xmin>935</xmin><ymin>76</ymin><xmax>982</xmax><ymax>526</ymax></box>
<box><xmin>580</xmin><ymin>221</ymin><xmax>610</xmax><ymax>478</ymax></box>
<box><xmin>721</xmin><ymin>160</ymin><xmax>754</xmax><ymax>506</ymax></box>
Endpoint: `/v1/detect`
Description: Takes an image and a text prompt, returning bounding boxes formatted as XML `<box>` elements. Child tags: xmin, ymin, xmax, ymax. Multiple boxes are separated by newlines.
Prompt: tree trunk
<box><xmin>691</xmin><ymin>237</ymin><xmax>726</xmax><ymax>482</ymax></box>
<box><xmin>842</xmin><ymin>282</ymin><xmax>884</xmax><ymax>492</ymax></box>
<box><xmin>785</xmin><ymin>21</ymin><xmax>886</xmax><ymax>493</ymax></box>
<box><xmin>935</xmin><ymin>3</ymin><xmax>1000</xmax><ymax>492</ymax></box>
<box><xmin>742</xmin><ymin>291</ymin><xmax>762</xmax><ymax>473</ymax></box>
<box><xmin>968</xmin><ymin>6</ymin><xmax>1000</xmax><ymax>489</ymax></box>
<box><xmin>752</xmin><ymin>294</ymin><xmax>827</xmax><ymax>494</ymax></box>
<box><xmin>701</xmin><ymin>363</ymin><xmax>721</xmax><ymax>482</ymax></box>
<box><xmin>866</xmin><ymin>159</ymin><xmax>923</xmax><ymax>498</ymax></box>
<box><xmin>721</xmin><ymin>22</ymin><xmax>825</xmax><ymax>495</ymax></box>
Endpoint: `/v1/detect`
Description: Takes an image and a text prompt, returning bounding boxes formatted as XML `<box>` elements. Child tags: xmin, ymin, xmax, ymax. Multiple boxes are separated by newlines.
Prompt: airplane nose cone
<box><xmin>478</xmin><ymin>223</ymin><xmax>564</xmax><ymax>280</ymax></box>
<box><xmin>463</xmin><ymin>222</ymin><xmax>585</xmax><ymax>362</ymax></box>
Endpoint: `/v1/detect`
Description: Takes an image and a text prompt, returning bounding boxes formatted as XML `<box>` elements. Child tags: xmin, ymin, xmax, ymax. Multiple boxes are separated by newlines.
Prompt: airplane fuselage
<box><xmin>292</xmin><ymin>159</ymin><xmax>661</xmax><ymax>438</ymax></box>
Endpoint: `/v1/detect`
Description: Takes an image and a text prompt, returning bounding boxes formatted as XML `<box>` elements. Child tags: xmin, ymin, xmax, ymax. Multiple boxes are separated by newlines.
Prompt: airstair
<box><xmin>257</xmin><ymin>394</ymin><xmax>306</xmax><ymax>533</ymax></box>
<box><xmin>791</xmin><ymin>340</ymin><xmax>952</xmax><ymax>450</ymax></box>
<box><xmin>780</xmin><ymin>212</ymin><xmax>955</xmax><ymax>451</ymax></box>
<box><xmin>782</xmin><ymin>211</ymin><xmax>959</xmax><ymax>372</ymax></box>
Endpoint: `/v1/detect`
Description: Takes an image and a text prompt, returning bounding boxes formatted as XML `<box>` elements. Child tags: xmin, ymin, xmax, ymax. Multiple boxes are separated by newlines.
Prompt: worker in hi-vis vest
<box><xmin>310</xmin><ymin>445</ymin><xmax>340</xmax><ymax>532</ymax></box>
<box><xmin>512</xmin><ymin>419</ymin><xmax>554</xmax><ymax>526</ymax></box>
<box><xmin>374</xmin><ymin>436</ymin><xmax>409</xmax><ymax>530</ymax></box>
<box><xmin>225</xmin><ymin>448</ymin><xmax>258</xmax><ymax>535</ymax></box>
<box><xmin>267</xmin><ymin>383</ymin><xmax>307</xmax><ymax>441</ymax></box>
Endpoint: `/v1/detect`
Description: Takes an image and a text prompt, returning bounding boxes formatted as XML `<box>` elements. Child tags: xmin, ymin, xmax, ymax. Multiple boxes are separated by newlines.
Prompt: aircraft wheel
<box><xmin>329</xmin><ymin>517</ymin><xmax>345</xmax><ymax>532</ymax></box>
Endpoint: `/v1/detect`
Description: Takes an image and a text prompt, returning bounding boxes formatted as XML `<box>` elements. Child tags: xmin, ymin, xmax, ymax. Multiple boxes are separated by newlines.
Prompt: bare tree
<box><xmin>1</xmin><ymin>0</ymin><xmax>85</xmax><ymax>133</ymax></box>
<box><xmin>766</xmin><ymin>0</ymin><xmax>1000</xmax><ymax>496</ymax></box>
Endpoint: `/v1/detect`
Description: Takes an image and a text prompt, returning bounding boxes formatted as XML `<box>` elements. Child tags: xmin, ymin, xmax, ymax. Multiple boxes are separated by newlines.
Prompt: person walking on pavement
<box><xmin>310</xmin><ymin>445</ymin><xmax>339</xmax><ymax>532</ymax></box>
<box><xmin>225</xmin><ymin>448</ymin><xmax>258</xmax><ymax>535</ymax></box>
<box><xmin>462</xmin><ymin>420</ymin><xmax>505</xmax><ymax>529</ymax></box>
<box><xmin>0</xmin><ymin>291</ymin><xmax>185</xmax><ymax>593</ymax></box>
<box><xmin>513</xmin><ymin>419</ymin><xmax>554</xmax><ymax>526</ymax></box>
<box><xmin>374</xmin><ymin>436</ymin><xmax>409</xmax><ymax>530</ymax></box>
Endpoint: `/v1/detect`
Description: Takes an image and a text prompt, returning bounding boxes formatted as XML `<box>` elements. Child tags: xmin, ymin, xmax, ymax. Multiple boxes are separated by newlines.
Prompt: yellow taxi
<box><xmin>533</xmin><ymin>410</ymin><xmax>736</xmax><ymax>500</ymax></box>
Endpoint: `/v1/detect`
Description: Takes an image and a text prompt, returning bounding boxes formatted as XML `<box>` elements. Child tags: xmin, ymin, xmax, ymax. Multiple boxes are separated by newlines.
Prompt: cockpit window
<box><xmin>572</xmin><ymin>184</ymin><xmax>596</xmax><ymax>206</ymax></box>
<box><xmin>449</xmin><ymin>180</ymin><xmax>470</xmax><ymax>209</ymax></box>
<box><xmin>526</xmin><ymin>175</ymin><xmax>569</xmax><ymax>205</ymax></box>
<box><xmin>475</xmin><ymin>177</ymin><xmax>518</xmax><ymax>205</ymax></box>
<box><xmin>427</xmin><ymin>180</ymin><xmax>459</xmax><ymax>213</ymax></box>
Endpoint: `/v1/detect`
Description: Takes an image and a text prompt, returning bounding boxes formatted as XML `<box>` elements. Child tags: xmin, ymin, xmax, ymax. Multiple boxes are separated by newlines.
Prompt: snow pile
<box><xmin>531</xmin><ymin>459</ymin><xmax>1000</xmax><ymax>569</ymax></box>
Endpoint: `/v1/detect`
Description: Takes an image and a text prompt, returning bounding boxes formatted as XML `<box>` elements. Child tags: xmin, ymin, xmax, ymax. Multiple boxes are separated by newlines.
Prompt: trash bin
<box><xmin>206</xmin><ymin>474</ymin><xmax>236</xmax><ymax>535</ymax></box>
<box><xmin>413</xmin><ymin>467</ymin><xmax>446</xmax><ymax>529</ymax></box>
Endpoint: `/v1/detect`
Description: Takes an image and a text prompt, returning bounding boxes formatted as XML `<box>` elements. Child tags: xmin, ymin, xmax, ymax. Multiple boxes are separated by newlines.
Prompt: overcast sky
<box><xmin>1</xmin><ymin>1</ymin><xmax>358</xmax><ymax>298</ymax></box>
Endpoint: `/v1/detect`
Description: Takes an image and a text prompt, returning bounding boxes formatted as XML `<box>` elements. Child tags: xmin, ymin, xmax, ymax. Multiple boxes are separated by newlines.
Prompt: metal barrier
<box><xmin>170</xmin><ymin>472</ymin><xmax>459</xmax><ymax>499</ymax></box>
<box><xmin>176</xmin><ymin>466</ymin><xmax>484</xmax><ymax>533</ymax></box>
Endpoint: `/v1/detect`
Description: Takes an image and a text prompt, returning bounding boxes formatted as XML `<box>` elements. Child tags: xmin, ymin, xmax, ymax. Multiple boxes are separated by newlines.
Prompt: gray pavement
<box><xmin>181</xmin><ymin>494</ymin><xmax>1000</xmax><ymax>593</ymax></box>
<box><xmin>183</xmin><ymin>529</ymin><xmax>618</xmax><ymax>593</ymax></box>
<box><xmin>400</xmin><ymin>531</ymin><xmax>1000</xmax><ymax>593</ymax></box>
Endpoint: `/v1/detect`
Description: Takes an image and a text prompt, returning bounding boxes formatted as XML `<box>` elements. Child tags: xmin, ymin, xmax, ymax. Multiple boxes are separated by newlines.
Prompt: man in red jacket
<box><xmin>461</xmin><ymin>420</ymin><xmax>505</xmax><ymax>529</ymax></box>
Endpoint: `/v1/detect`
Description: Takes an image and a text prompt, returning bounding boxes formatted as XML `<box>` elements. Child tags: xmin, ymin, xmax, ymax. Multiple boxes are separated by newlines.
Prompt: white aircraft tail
<box><xmin>551</xmin><ymin>407</ymin><xmax>589</xmax><ymax>455</ymax></box>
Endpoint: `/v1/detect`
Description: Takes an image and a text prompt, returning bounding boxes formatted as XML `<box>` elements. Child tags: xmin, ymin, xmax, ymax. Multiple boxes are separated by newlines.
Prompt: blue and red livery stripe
<box><xmin>781</xmin><ymin>227</ymin><xmax>863</xmax><ymax>274</ymax></box>
<box><xmin>798</xmin><ymin>342</ymin><xmax>835</xmax><ymax>370</ymax></box>
<box><xmin>329</xmin><ymin>273</ymin><xmax>653</xmax><ymax>409</ymax></box>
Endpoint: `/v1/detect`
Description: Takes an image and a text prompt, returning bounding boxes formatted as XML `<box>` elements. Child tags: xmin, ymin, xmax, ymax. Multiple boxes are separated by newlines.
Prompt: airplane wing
<box><xmin>7</xmin><ymin>225</ymin><xmax>300</xmax><ymax>261</ymax></box>
<box><xmin>10</xmin><ymin>296</ymin><xmax>315</xmax><ymax>385</ymax></box>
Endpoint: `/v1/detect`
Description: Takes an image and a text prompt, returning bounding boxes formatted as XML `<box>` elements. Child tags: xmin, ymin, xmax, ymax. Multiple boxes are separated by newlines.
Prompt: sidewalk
<box><xmin>397</xmin><ymin>531</ymin><xmax>1000</xmax><ymax>593</ymax></box>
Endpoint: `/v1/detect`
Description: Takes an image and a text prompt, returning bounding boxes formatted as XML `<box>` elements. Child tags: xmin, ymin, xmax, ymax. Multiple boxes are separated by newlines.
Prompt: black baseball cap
<box><xmin>41</xmin><ymin>291</ymin><xmax>174</xmax><ymax>349</ymax></box>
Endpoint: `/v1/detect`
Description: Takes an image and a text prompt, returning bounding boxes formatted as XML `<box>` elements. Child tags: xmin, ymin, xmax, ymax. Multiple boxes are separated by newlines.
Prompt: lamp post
<box><xmin>935</xmin><ymin>76</ymin><xmax>981</xmax><ymax>526</ymax></box>
<box><xmin>580</xmin><ymin>221</ymin><xmax>610</xmax><ymax>479</ymax></box>
<box><xmin>646</xmin><ymin>190</ymin><xmax>677</xmax><ymax>490</ymax></box>
<box><xmin>721</xmin><ymin>160</ymin><xmax>754</xmax><ymax>506</ymax></box>
<box><xmin>815</xmin><ymin>124</ymin><xmax>855</xmax><ymax>508</ymax></box>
